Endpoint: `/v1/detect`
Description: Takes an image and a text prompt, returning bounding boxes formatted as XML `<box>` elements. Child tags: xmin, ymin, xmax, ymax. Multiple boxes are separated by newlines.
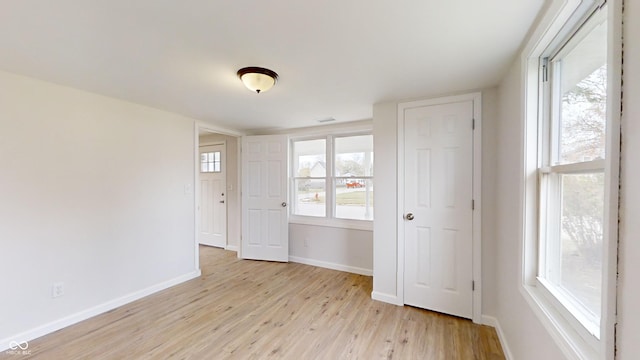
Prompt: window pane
<box><xmin>293</xmin><ymin>179</ymin><xmax>326</xmax><ymax>217</ymax></box>
<box><xmin>335</xmin><ymin>179</ymin><xmax>374</xmax><ymax>220</ymax></box>
<box><xmin>201</xmin><ymin>163</ymin><xmax>208</xmax><ymax>172</ymax></box>
<box><xmin>556</xmin><ymin>18</ymin><xmax>607</xmax><ymax>164</ymax></box>
<box><xmin>335</xmin><ymin>135</ymin><xmax>374</xmax><ymax>177</ymax></box>
<box><xmin>293</xmin><ymin>139</ymin><xmax>326</xmax><ymax>177</ymax></box>
<box><xmin>559</xmin><ymin>172</ymin><xmax>604</xmax><ymax>318</ymax></box>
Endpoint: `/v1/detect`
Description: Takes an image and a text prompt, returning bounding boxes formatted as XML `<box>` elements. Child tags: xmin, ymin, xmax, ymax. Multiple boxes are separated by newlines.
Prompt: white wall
<box><xmin>493</xmin><ymin>57</ymin><xmax>564</xmax><ymax>359</ymax></box>
<box><xmin>289</xmin><ymin>224</ymin><xmax>372</xmax><ymax>275</ymax></box>
<box><xmin>617</xmin><ymin>0</ymin><xmax>640</xmax><ymax>357</ymax></box>
<box><xmin>371</xmin><ymin>102</ymin><xmax>398</xmax><ymax>302</ymax></box>
<box><xmin>199</xmin><ymin>133</ymin><xmax>240</xmax><ymax>250</ymax></box>
<box><xmin>371</xmin><ymin>89</ymin><xmax>499</xmax><ymax>314</ymax></box>
<box><xmin>0</xmin><ymin>71</ymin><xmax>199</xmax><ymax>346</ymax></box>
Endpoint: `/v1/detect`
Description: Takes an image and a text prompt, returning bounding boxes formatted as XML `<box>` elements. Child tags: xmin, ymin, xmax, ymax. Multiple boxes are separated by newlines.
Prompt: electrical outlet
<box><xmin>52</xmin><ymin>282</ymin><xmax>64</xmax><ymax>298</ymax></box>
<box><xmin>304</xmin><ymin>238</ymin><xmax>309</xmax><ymax>248</ymax></box>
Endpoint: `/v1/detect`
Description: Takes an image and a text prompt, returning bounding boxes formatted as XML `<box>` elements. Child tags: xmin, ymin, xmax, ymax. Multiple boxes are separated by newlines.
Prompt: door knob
<box><xmin>405</xmin><ymin>213</ymin><xmax>414</xmax><ymax>221</ymax></box>
<box><xmin>281</xmin><ymin>202</ymin><xmax>287</xmax><ymax>207</ymax></box>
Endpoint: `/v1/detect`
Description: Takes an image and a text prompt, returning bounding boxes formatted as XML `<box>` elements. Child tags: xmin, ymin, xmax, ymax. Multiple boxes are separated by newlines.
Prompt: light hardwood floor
<box><xmin>6</xmin><ymin>246</ymin><xmax>505</xmax><ymax>359</ymax></box>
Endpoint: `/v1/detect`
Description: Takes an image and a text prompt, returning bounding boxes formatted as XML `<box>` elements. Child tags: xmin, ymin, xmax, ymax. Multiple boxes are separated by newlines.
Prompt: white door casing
<box><xmin>241</xmin><ymin>135</ymin><xmax>289</xmax><ymax>262</ymax></box>
<box><xmin>199</xmin><ymin>144</ymin><xmax>227</xmax><ymax>248</ymax></box>
<box><xmin>398</xmin><ymin>93</ymin><xmax>482</xmax><ymax>321</ymax></box>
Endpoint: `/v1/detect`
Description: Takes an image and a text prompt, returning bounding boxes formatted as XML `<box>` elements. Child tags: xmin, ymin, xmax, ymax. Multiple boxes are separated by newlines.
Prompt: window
<box><xmin>292</xmin><ymin>139</ymin><xmax>327</xmax><ymax>217</ymax></box>
<box><xmin>291</xmin><ymin>134</ymin><xmax>373</xmax><ymax>224</ymax></box>
<box><xmin>201</xmin><ymin>151</ymin><xmax>221</xmax><ymax>173</ymax></box>
<box><xmin>538</xmin><ymin>6</ymin><xmax>608</xmax><ymax>335</ymax></box>
<box><xmin>522</xmin><ymin>1</ymin><xmax>619</xmax><ymax>358</ymax></box>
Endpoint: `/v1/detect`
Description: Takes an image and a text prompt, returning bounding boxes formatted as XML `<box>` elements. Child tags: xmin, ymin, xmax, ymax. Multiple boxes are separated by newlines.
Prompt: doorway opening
<box><xmin>195</xmin><ymin>126</ymin><xmax>242</xmax><ymax>267</ymax></box>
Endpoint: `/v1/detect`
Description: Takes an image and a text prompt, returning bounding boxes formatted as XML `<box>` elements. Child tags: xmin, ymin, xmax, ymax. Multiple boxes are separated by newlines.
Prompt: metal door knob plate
<box><xmin>405</xmin><ymin>213</ymin><xmax>414</xmax><ymax>221</ymax></box>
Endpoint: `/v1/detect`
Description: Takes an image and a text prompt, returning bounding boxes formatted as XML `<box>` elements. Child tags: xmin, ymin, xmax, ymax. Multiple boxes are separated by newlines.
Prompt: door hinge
<box><xmin>472</xmin><ymin>118</ymin><xmax>475</xmax><ymax>130</ymax></box>
<box><xmin>472</xmin><ymin>281</ymin><xmax>475</xmax><ymax>291</ymax></box>
<box><xmin>472</xmin><ymin>199</ymin><xmax>475</xmax><ymax>210</ymax></box>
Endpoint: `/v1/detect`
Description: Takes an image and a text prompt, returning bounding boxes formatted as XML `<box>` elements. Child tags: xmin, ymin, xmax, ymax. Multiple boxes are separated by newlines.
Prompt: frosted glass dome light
<box><xmin>237</xmin><ymin>67</ymin><xmax>279</xmax><ymax>93</ymax></box>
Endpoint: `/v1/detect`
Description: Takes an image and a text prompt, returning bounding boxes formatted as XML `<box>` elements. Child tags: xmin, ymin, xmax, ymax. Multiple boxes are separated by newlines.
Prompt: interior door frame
<box><xmin>194</xmin><ymin>122</ymin><xmax>244</xmax><ymax>269</ymax></box>
<box><xmin>396</xmin><ymin>92</ymin><xmax>482</xmax><ymax>324</ymax></box>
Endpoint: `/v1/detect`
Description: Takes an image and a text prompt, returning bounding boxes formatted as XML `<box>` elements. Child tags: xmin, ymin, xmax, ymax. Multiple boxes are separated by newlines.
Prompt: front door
<box><xmin>199</xmin><ymin>144</ymin><xmax>227</xmax><ymax>248</ymax></box>
<box><xmin>241</xmin><ymin>135</ymin><xmax>289</xmax><ymax>262</ymax></box>
<box><xmin>402</xmin><ymin>100</ymin><xmax>474</xmax><ymax>319</ymax></box>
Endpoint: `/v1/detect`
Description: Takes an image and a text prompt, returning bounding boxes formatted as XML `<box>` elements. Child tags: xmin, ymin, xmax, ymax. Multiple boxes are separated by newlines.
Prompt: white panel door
<box><xmin>241</xmin><ymin>135</ymin><xmax>289</xmax><ymax>262</ymax></box>
<box><xmin>199</xmin><ymin>144</ymin><xmax>227</xmax><ymax>248</ymax></box>
<box><xmin>403</xmin><ymin>100</ymin><xmax>474</xmax><ymax>319</ymax></box>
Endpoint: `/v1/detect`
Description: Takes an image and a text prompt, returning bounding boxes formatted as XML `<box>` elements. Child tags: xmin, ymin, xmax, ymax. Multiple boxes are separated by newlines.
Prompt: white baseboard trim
<box><xmin>288</xmin><ymin>256</ymin><xmax>372</xmax><ymax>276</ymax></box>
<box><xmin>225</xmin><ymin>245</ymin><xmax>239</xmax><ymax>252</ymax></box>
<box><xmin>371</xmin><ymin>291</ymin><xmax>403</xmax><ymax>306</ymax></box>
<box><xmin>481</xmin><ymin>314</ymin><xmax>498</xmax><ymax>327</ymax></box>
<box><xmin>0</xmin><ymin>269</ymin><xmax>201</xmax><ymax>352</ymax></box>
<box><xmin>482</xmin><ymin>315</ymin><xmax>513</xmax><ymax>360</ymax></box>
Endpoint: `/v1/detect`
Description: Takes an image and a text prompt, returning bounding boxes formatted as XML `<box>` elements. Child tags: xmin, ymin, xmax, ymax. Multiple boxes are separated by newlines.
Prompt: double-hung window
<box><xmin>538</xmin><ymin>4</ymin><xmax>608</xmax><ymax>334</ymax></box>
<box><xmin>291</xmin><ymin>133</ymin><xmax>373</xmax><ymax>226</ymax></box>
<box><xmin>526</xmin><ymin>1</ymin><xmax>618</xmax><ymax>357</ymax></box>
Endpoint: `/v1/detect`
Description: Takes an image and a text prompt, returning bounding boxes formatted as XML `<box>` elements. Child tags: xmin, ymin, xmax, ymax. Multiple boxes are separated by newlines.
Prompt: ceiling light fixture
<box><xmin>237</xmin><ymin>67</ymin><xmax>278</xmax><ymax>93</ymax></box>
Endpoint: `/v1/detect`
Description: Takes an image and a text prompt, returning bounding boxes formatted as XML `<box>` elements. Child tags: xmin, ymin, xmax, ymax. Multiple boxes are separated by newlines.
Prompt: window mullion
<box><xmin>326</xmin><ymin>135</ymin><xmax>334</xmax><ymax>219</ymax></box>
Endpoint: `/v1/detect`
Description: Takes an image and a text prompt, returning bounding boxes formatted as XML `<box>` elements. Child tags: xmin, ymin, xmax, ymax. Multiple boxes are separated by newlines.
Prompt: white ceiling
<box><xmin>0</xmin><ymin>0</ymin><xmax>545</xmax><ymax>133</ymax></box>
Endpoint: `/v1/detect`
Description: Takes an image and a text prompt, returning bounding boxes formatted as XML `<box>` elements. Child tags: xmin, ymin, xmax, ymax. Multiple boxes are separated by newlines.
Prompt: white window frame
<box><xmin>520</xmin><ymin>0</ymin><xmax>621</xmax><ymax>359</ymax></box>
<box><xmin>289</xmin><ymin>132</ymin><xmax>374</xmax><ymax>231</ymax></box>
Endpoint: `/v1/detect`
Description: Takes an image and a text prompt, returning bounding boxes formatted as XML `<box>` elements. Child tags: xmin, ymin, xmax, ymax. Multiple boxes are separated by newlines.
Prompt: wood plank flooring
<box><xmin>4</xmin><ymin>246</ymin><xmax>505</xmax><ymax>359</ymax></box>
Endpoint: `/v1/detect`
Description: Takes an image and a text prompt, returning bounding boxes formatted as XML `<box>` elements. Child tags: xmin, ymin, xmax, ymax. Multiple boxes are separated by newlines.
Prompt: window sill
<box><xmin>289</xmin><ymin>216</ymin><xmax>373</xmax><ymax>231</ymax></box>
<box><xmin>536</xmin><ymin>277</ymin><xmax>600</xmax><ymax>339</ymax></box>
<box><xmin>520</xmin><ymin>284</ymin><xmax>600</xmax><ymax>360</ymax></box>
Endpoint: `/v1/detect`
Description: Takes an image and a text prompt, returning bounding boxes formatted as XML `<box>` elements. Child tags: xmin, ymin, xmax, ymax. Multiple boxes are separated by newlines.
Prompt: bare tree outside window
<box><xmin>560</xmin><ymin>65</ymin><xmax>607</xmax><ymax>163</ymax></box>
<box><xmin>557</xmin><ymin>63</ymin><xmax>607</xmax><ymax>317</ymax></box>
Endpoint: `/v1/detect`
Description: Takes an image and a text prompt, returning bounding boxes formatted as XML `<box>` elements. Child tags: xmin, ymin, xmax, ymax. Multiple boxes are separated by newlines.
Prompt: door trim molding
<box><xmin>396</xmin><ymin>92</ymin><xmax>482</xmax><ymax>323</ymax></box>
<box><xmin>195</xmin><ymin>123</ymin><xmax>244</xmax><ymax>265</ymax></box>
